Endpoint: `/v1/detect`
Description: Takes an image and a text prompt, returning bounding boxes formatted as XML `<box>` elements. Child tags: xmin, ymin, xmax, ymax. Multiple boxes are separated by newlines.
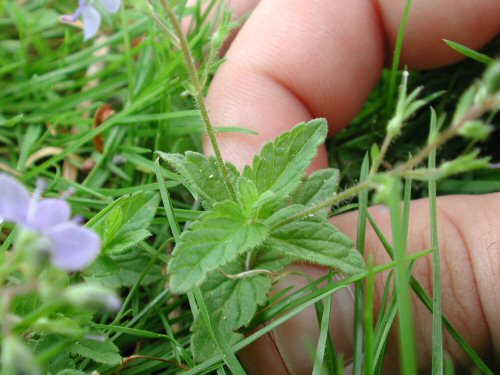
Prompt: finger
<box><xmin>239</xmin><ymin>193</ymin><xmax>500</xmax><ymax>373</ymax></box>
<box><xmin>205</xmin><ymin>0</ymin><xmax>500</xmax><ymax>169</ymax></box>
<box><xmin>377</xmin><ymin>0</ymin><xmax>500</xmax><ymax>68</ymax></box>
<box><xmin>206</xmin><ymin>0</ymin><xmax>384</xmax><ymax>169</ymax></box>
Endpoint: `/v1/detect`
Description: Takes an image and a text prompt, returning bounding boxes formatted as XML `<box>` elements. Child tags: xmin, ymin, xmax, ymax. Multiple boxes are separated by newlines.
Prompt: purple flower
<box><xmin>0</xmin><ymin>174</ymin><xmax>100</xmax><ymax>271</ymax></box>
<box><xmin>62</xmin><ymin>0</ymin><xmax>121</xmax><ymax>41</ymax></box>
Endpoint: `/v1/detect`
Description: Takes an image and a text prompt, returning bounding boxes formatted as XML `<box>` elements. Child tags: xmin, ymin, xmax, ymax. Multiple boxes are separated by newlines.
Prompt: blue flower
<box><xmin>63</xmin><ymin>0</ymin><xmax>121</xmax><ymax>41</ymax></box>
<box><xmin>0</xmin><ymin>174</ymin><xmax>101</xmax><ymax>271</ymax></box>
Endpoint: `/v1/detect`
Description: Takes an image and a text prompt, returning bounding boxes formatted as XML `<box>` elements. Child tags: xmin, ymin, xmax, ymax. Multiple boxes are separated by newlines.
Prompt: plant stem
<box><xmin>159</xmin><ymin>0</ymin><xmax>237</xmax><ymax>201</ymax></box>
<box><xmin>274</xmin><ymin>180</ymin><xmax>374</xmax><ymax>228</ymax></box>
<box><xmin>429</xmin><ymin>109</ymin><xmax>444</xmax><ymax>375</ymax></box>
<box><xmin>353</xmin><ymin>154</ymin><xmax>369</xmax><ymax>375</ymax></box>
<box><xmin>394</xmin><ymin>98</ymin><xmax>498</xmax><ymax>173</ymax></box>
<box><xmin>370</xmin><ymin>134</ymin><xmax>392</xmax><ymax>176</ymax></box>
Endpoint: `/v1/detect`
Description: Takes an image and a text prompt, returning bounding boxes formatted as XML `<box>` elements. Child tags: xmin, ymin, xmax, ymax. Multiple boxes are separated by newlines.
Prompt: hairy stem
<box><xmin>394</xmin><ymin>97</ymin><xmax>498</xmax><ymax>173</ymax></box>
<box><xmin>276</xmin><ymin>96</ymin><xmax>498</xmax><ymax>228</ymax></box>
<box><xmin>370</xmin><ymin>134</ymin><xmax>392</xmax><ymax>176</ymax></box>
<box><xmin>159</xmin><ymin>0</ymin><xmax>237</xmax><ymax>201</ymax></box>
<box><xmin>274</xmin><ymin>180</ymin><xmax>375</xmax><ymax>228</ymax></box>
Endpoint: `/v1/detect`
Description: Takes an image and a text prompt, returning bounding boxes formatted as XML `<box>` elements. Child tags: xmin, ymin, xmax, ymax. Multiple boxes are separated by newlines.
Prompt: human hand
<box><xmin>204</xmin><ymin>0</ymin><xmax>500</xmax><ymax>373</ymax></box>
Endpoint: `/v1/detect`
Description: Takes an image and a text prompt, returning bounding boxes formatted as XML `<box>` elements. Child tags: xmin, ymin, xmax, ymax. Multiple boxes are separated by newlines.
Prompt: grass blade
<box><xmin>443</xmin><ymin>40</ymin><xmax>495</xmax><ymax>65</ymax></box>
<box><xmin>386</xmin><ymin>0</ymin><xmax>413</xmax><ymax>113</ymax></box>
<box><xmin>429</xmin><ymin>109</ymin><xmax>443</xmax><ymax>374</ymax></box>
<box><xmin>388</xmin><ymin>178</ymin><xmax>417</xmax><ymax>375</ymax></box>
<box><xmin>353</xmin><ymin>153</ymin><xmax>369</xmax><ymax>375</ymax></box>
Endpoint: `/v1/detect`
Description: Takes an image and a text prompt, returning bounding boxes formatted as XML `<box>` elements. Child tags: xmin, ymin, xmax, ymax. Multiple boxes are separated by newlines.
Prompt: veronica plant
<box><xmin>61</xmin><ymin>0</ymin><xmax>121</xmax><ymax>40</ymax></box>
<box><xmin>158</xmin><ymin>119</ymin><xmax>366</xmax><ymax>360</ymax></box>
<box><xmin>157</xmin><ymin>57</ymin><xmax>500</xmax><ymax>361</ymax></box>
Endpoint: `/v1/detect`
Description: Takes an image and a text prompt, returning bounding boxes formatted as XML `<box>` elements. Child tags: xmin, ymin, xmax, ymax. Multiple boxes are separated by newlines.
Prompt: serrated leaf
<box><xmin>84</xmin><ymin>248</ymin><xmax>162</xmax><ymax>288</ymax></box>
<box><xmin>90</xmin><ymin>192</ymin><xmax>159</xmax><ymax>255</ymax></box>
<box><xmin>158</xmin><ymin>151</ymin><xmax>239</xmax><ymax>209</ymax></box>
<box><xmin>69</xmin><ymin>338</ymin><xmax>121</xmax><ymax>366</ymax></box>
<box><xmin>191</xmin><ymin>318</ymin><xmax>242</xmax><ymax>363</ymax></box>
<box><xmin>237</xmin><ymin>177</ymin><xmax>259</xmax><ymax>214</ymax></box>
<box><xmin>243</xmin><ymin>119</ymin><xmax>328</xmax><ymax>197</ymax></box>
<box><xmin>168</xmin><ymin>201</ymin><xmax>269</xmax><ymax>293</ymax></box>
<box><xmin>237</xmin><ymin>177</ymin><xmax>280</xmax><ymax>220</ymax></box>
<box><xmin>254</xmin><ymin>249</ymin><xmax>291</xmax><ymax>273</ymax></box>
<box><xmin>33</xmin><ymin>335</ymin><xmax>76</xmax><ymax>375</ymax></box>
<box><xmin>263</xmin><ymin>204</ymin><xmax>311</xmax><ymax>227</ymax></box>
<box><xmin>105</xmin><ymin>229</ymin><xmax>151</xmax><ymax>255</ymax></box>
<box><xmin>291</xmin><ymin>168</ymin><xmax>339</xmax><ymax>218</ymax></box>
<box><xmin>264</xmin><ymin>219</ymin><xmax>366</xmax><ymax>275</ymax></box>
<box><xmin>118</xmin><ymin>191</ymin><xmax>160</xmax><ymax>233</ymax></box>
<box><xmin>192</xmin><ymin>260</ymin><xmax>273</xmax><ymax>362</ymax></box>
<box><xmin>202</xmin><ymin>262</ymin><xmax>272</xmax><ymax>328</ymax></box>
<box><xmin>12</xmin><ymin>292</ymin><xmax>41</xmax><ymax>316</ymax></box>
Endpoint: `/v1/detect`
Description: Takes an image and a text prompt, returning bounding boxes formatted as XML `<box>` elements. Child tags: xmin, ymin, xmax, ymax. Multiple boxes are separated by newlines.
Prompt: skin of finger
<box><xmin>375</xmin><ymin>0</ymin><xmax>500</xmax><ymax>69</ymax></box>
<box><xmin>238</xmin><ymin>265</ymin><xmax>356</xmax><ymax>374</ymax></box>
<box><xmin>332</xmin><ymin>194</ymin><xmax>498</xmax><ymax>372</ymax></box>
<box><xmin>206</xmin><ymin>0</ymin><xmax>500</xmax><ymax>169</ymax></box>
<box><xmin>238</xmin><ymin>193</ymin><xmax>500</xmax><ymax>373</ymax></box>
<box><xmin>205</xmin><ymin>0</ymin><xmax>384</xmax><ymax>170</ymax></box>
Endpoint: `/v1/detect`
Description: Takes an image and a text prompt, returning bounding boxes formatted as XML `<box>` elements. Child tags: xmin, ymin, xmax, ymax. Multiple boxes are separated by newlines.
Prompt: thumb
<box><xmin>238</xmin><ymin>192</ymin><xmax>500</xmax><ymax>374</ymax></box>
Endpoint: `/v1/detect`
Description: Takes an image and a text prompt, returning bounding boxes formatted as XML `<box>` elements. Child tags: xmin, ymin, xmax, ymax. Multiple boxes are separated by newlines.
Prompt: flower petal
<box><xmin>27</xmin><ymin>198</ymin><xmax>71</xmax><ymax>231</ymax></box>
<box><xmin>82</xmin><ymin>4</ymin><xmax>101</xmax><ymax>41</ymax></box>
<box><xmin>0</xmin><ymin>174</ymin><xmax>30</xmax><ymax>224</ymax></box>
<box><xmin>100</xmin><ymin>0</ymin><xmax>120</xmax><ymax>13</ymax></box>
<box><xmin>45</xmin><ymin>223</ymin><xmax>101</xmax><ymax>271</ymax></box>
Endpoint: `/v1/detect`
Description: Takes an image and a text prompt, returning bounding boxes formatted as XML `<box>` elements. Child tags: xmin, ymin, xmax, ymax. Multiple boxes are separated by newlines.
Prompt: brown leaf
<box><xmin>93</xmin><ymin>104</ymin><xmax>115</xmax><ymax>153</ymax></box>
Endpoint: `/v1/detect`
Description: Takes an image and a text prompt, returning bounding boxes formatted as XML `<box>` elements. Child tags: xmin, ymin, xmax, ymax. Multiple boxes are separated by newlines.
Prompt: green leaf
<box><xmin>105</xmin><ymin>229</ymin><xmax>152</xmax><ymax>255</ymax></box>
<box><xmin>158</xmin><ymin>151</ymin><xmax>239</xmax><ymax>209</ymax></box>
<box><xmin>191</xmin><ymin>317</ymin><xmax>242</xmax><ymax>363</ymax></box>
<box><xmin>11</xmin><ymin>292</ymin><xmax>41</xmax><ymax>316</ymax></box>
<box><xmin>89</xmin><ymin>192</ymin><xmax>160</xmax><ymax>255</ymax></box>
<box><xmin>202</xmin><ymin>262</ymin><xmax>272</xmax><ymax>328</ymax></box>
<box><xmin>69</xmin><ymin>337</ymin><xmax>121</xmax><ymax>366</ymax></box>
<box><xmin>33</xmin><ymin>335</ymin><xmax>76</xmax><ymax>374</ymax></box>
<box><xmin>291</xmin><ymin>168</ymin><xmax>339</xmax><ymax>218</ymax></box>
<box><xmin>243</xmin><ymin>119</ymin><xmax>328</xmax><ymax>197</ymax></box>
<box><xmin>191</xmin><ymin>260</ymin><xmax>273</xmax><ymax>362</ymax></box>
<box><xmin>237</xmin><ymin>177</ymin><xmax>280</xmax><ymax>220</ymax></box>
<box><xmin>237</xmin><ymin>177</ymin><xmax>259</xmax><ymax>214</ymax></box>
<box><xmin>263</xmin><ymin>204</ymin><xmax>308</xmax><ymax>227</ymax></box>
<box><xmin>443</xmin><ymin>39</ymin><xmax>495</xmax><ymax>65</ymax></box>
<box><xmin>264</xmin><ymin>219</ymin><xmax>366</xmax><ymax>275</ymax></box>
<box><xmin>84</xmin><ymin>248</ymin><xmax>163</xmax><ymax>288</ymax></box>
<box><xmin>168</xmin><ymin>201</ymin><xmax>269</xmax><ymax>293</ymax></box>
<box><xmin>112</xmin><ymin>191</ymin><xmax>160</xmax><ymax>233</ymax></box>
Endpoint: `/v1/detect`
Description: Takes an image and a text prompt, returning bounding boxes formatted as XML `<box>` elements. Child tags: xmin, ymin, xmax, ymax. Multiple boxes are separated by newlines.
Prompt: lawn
<box><xmin>0</xmin><ymin>1</ymin><xmax>499</xmax><ymax>374</ymax></box>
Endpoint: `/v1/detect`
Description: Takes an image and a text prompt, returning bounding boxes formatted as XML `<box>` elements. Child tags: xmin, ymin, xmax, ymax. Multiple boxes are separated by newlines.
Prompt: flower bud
<box><xmin>372</xmin><ymin>175</ymin><xmax>400</xmax><ymax>205</ymax></box>
<box><xmin>440</xmin><ymin>151</ymin><xmax>490</xmax><ymax>176</ymax></box>
<box><xmin>64</xmin><ymin>284</ymin><xmax>121</xmax><ymax>312</ymax></box>
<box><xmin>458</xmin><ymin>120</ymin><xmax>493</xmax><ymax>141</ymax></box>
<box><xmin>484</xmin><ymin>60</ymin><xmax>500</xmax><ymax>95</ymax></box>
